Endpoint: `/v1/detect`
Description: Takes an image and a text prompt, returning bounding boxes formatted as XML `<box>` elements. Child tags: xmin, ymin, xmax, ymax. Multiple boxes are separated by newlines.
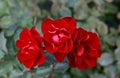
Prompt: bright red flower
<box><xmin>68</xmin><ymin>28</ymin><xmax>101</xmax><ymax>69</ymax></box>
<box><xmin>41</xmin><ymin>17</ymin><xmax>76</xmax><ymax>62</ymax></box>
<box><xmin>16</xmin><ymin>27</ymin><xmax>45</xmax><ymax>68</ymax></box>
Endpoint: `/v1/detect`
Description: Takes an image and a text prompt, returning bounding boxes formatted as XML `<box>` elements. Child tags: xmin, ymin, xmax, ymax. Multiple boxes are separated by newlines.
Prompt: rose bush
<box><xmin>41</xmin><ymin>17</ymin><xmax>76</xmax><ymax>62</ymax></box>
<box><xmin>68</xmin><ymin>28</ymin><xmax>101</xmax><ymax>69</ymax></box>
<box><xmin>16</xmin><ymin>27</ymin><xmax>45</xmax><ymax>68</ymax></box>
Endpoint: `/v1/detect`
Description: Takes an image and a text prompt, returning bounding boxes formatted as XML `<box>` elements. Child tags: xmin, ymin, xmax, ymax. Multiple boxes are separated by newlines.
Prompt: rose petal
<box><xmin>20</xmin><ymin>28</ymin><xmax>31</xmax><ymax>41</ymax></box>
<box><xmin>23</xmin><ymin>57</ymin><xmax>36</xmax><ymax>68</ymax></box>
<box><xmin>85</xmin><ymin>57</ymin><xmax>97</xmax><ymax>67</ymax></box>
<box><xmin>16</xmin><ymin>40</ymin><xmax>28</xmax><ymax>49</ymax></box>
<box><xmin>62</xmin><ymin>17</ymin><xmax>76</xmax><ymax>31</ymax></box>
<box><xmin>68</xmin><ymin>52</ymin><xmax>76</xmax><ymax>67</ymax></box>
<box><xmin>43</xmin><ymin>39</ymin><xmax>57</xmax><ymax>53</ymax></box>
<box><xmin>33</xmin><ymin>53</ymin><xmax>46</xmax><ymax>66</ymax></box>
<box><xmin>87</xmin><ymin>33</ymin><xmax>100</xmax><ymax>49</ymax></box>
<box><xmin>87</xmin><ymin>49</ymin><xmax>101</xmax><ymax>57</ymax></box>
<box><xmin>53</xmin><ymin>52</ymin><xmax>66</xmax><ymax>62</ymax></box>
<box><xmin>31</xmin><ymin>26</ymin><xmax>40</xmax><ymax>36</ymax></box>
<box><xmin>17</xmin><ymin>48</ymin><xmax>38</xmax><ymax>63</ymax></box>
<box><xmin>57</xmin><ymin>42</ymin><xmax>68</xmax><ymax>53</ymax></box>
<box><xmin>41</xmin><ymin>18</ymin><xmax>55</xmax><ymax>34</ymax></box>
<box><xmin>77</xmin><ymin>28</ymin><xmax>89</xmax><ymax>41</ymax></box>
<box><xmin>77</xmin><ymin>61</ymin><xmax>89</xmax><ymax>70</ymax></box>
<box><xmin>67</xmin><ymin>39</ymin><xmax>73</xmax><ymax>52</ymax></box>
<box><xmin>77</xmin><ymin>46</ymin><xmax>84</xmax><ymax>56</ymax></box>
<box><xmin>71</xmin><ymin>29</ymin><xmax>78</xmax><ymax>42</ymax></box>
<box><xmin>54</xmin><ymin>19</ymin><xmax>69</xmax><ymax>30</ymax></box>
<box><xmin>30</xmin><ymin>27</ymin><xmax>43</xmax><ymax>49</ymax></box>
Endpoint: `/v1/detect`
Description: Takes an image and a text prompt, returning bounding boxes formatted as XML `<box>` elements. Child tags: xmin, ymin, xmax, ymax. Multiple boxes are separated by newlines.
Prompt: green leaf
<box><xmin>92</xmin><ymin>9</ymin><xmax>101</xmax><ymax>17</ymax></box>
<box><xmin>6</xmin><ymin>37</ymin><xmax>16</xmax><ymax>55</ymax></box>
<box><xmin>116</xmin><ymin>37</ymin><xmax>120</xmax><ymax>47</ymax></box>
<box><xmin>104</xmin><ymin>65</ymin><xmax>117</xmax><ymax>78</ymax></box>
<box><xmin>9</xmin><ymin>69</ymin><xmax>24</xmax><ymax>78</ymax></box>
<box><xmin>90</xmin><ymin>73</ymin><xmax>107</xmax><ymax>78</ymax></box>
<box><xmin>67</xmin><ymin>0</ymin><xmax>77</xmax><ymax>7</ymax></box>
<box><xmin>70</xmin><ymin>68</ymin><xmax>87</xmax><ymax>77</ymax></box>
<box><xmin>0</xmin><ymin>59</ymin><xmax>14</xmax><ymax>76</ymax></box>
<box><xmin>114</xmin><ymin>48</ymin><xmax>120</xmax><ymax>61</ymax></box>
<box><xmin>0</xmin><ymin>0</ymin><xmax>9</xmax><ymax>15</ymax></box>
<box><xmin>0</xmin><ymin>50</ymin><xmax>5</xmax><ymax>59</ymax></box>
<box><xmin>98</xmin><ymin>53</ymin><xmax>114</xmax><ymax>66</ymax></box>
<box><xmin>21</xmin><ymin>17</ymin><xmax>33</xmax><ymax>28</ymax></box>
<box><xmin>97</xmin><ymin>22</ymin><xmax>108</xmax><ymax>36</ymax></box>
<box><xmin>59</xmin><ymin>8</ymin><xmax>71</xmax><ymax>17</ymax></box>
<box><xmin>74</xmin><ymin>1</ymin><xmax>90</xmax><ymax>20</ymax></box>
<box><xmin>4</xmin><ymin>25</ymin><xmax>17</xmax><ymax>37</ymax></box>
<box><xmin>103</xmin><ymin>3</ymin><xmax>118</xmax><ymax>14</ymax></box>
<box><xmin>13</xmin><ymin>28</ymin><xmax>22</xmax><ymax>41</ymax></box>
<box><xmin>0</xmin><ymin>32</ymin><xmax>7</xmax><ymax>53</ymax></box>
<box><xmin>87</xmin><ymin>17</ymin><xmax>99</xmax><ymax>28</ymax></box>
<box><xmin>62</xmin><ymin>74</ymin><xmax>71</xmax><ymax>78</ymax></box>
<box><xmin>116</xmin><ymin>61</ymin><xmax>120</xmax><ymax>71</ymax></box>
<box><xmin>94</xmin><ymin>0</ymin><xmax>104</xmax><ymax>6</ymax></box>
<box><xmin>0</xmin><ymin>16</ymin><xmax>13</xmax><ymax>29</ymax></box>
<box><xmin>74</xmin><ymin>9</ymin><xmax>88</xmax><ymax>20</ymax></box>
<box><xmin>54</xmin><ymin>63</ymin><xmax>69</xmax><ymax>73</ymax></box>
<box><xmin>33</xmin><ymin>66</ymin><xmax>51</xmax><ymax>77</ymax></box>
<box><xmin>36</xmin><ymin>21</ymin><xmax>42</xmax><ymax>34</ymax></box>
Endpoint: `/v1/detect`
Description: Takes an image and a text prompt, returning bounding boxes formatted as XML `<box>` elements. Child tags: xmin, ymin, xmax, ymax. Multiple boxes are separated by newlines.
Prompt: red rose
<box><xmin>16</xmin><ymin>27</ymin><xmax>45</xmax><ymax>68</ymax></box>
<box><xmin>41</xmin><ymin>17</ymin><xmax>76</xmax><ymax>62</ymax></box>
<box><xmin>68</xmin><ymin>28</ymin><xmax>101</xmax><ymax>69</ymax></box>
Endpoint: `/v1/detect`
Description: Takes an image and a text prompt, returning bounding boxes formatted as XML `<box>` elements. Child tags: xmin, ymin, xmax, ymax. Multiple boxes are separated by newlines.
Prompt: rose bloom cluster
<box><xmin>16</xmin><ymin>17</ymin><xmax>101</xmax><ymax>70</ymax></box>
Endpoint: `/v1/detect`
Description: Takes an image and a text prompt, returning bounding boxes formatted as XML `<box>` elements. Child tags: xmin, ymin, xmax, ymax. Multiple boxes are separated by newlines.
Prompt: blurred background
<box><xmin>0</xmin><ymin>0</ymin><xmax>120</xmax><ymax>78</ymax></box>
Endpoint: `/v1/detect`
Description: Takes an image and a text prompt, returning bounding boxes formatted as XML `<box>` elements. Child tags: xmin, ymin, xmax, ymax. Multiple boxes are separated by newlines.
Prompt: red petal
<box><xmin>58</xmin><ymin>39</ymin><xmax>73</xmax><ymax>53</ymax></box>
<box><xmin>77</xmin><ymin>28</ymin><xmax>90</xmax><ymax>41</ymax></box>
<box><xmin>57</xmin><ymin>42</ymin><xmax>68</xmax><ymax>53</ymax></box>
<box><xmin>20</xmin><ymin>28</ymin><xmax>31</xmax><ymax>41</ymax></box>
<box><xmin>41</xmin><ymin>18</ymin><xmax>54</xmax><ymax>34</ymax></box>
<box><xmin>43</xmin><ymin>39</ymin><xmax>57</xmax><ymax>53</ymax></box>
<box><xmin>30</xmin><ymin>27</ymin><xmax>43</xmax><ymax>48</ymax></box>
<box><xmin>62</xmin><ymin>17</ymin><xmax>76</xmax><ymax>31</ymax></box>
<box><xmin>44</xmin><ymin>33</ymin><xmax>54</xmax><ymax>43</ymax></box>
<box><xmin>68</xmin><ymin>52</ymin><xmax>76</xmax><ymax>67</ymax></box>
<box><xmin>31</xmin><ymin>26</ymin><xmax>40</xmax><ymax>37</ymax></box>
<box><xmin>87</xmin><ymin>32</ymin><xmax>100</xmax><ymax>49</ymax></box>
<box><xmin>53</xmin><ymin>52</ymin><xmax>66</xmax><ymax>62</ymax></box>
<box><xmin>85</xmin><ymin>57</ymin><xmax>97</xmax><ymax>67</ymax></box>
<box><xmin>54</xmin><ymin>19</ymin><xmax>69</xmax><ymax>30</ymax></box>
<box><xmin>67</xmin><ymin>39</ymin><xmax>73</xmax><ymax>52</ymax></box>
<box><xmin>17</xmin><ymin>48</ymin><xmax>38</xmax><ymax>63</ymax></box>
<box><xmin>33</xmin><ymin>53</ymin><xmax>46</xmax><ymax>66</ymax></box>
<box><xmin>59</xmin><ymin>33</ymin><xmax>70</xmax><ymax>43</ymax></box>
<box><xmin>75</xmin><ymin>55</ymin><xmax>89</xmax><ymax>69</ymax></box>
<box><xmin>17</xmin><ymin>50</ymin><xmax>32</xmax><ymax>63</ymax></box>
<box><xmin>75</xmin><ymin>55</ymin><xmax>84</xmax><ymax>65</ymax></box>
<box><xmin>97</xmin><ymin>49</ymin><xmax>102</xmax><ymax>57</ymax></box>
<box><xmin>77</xmin><ymin>46</ymin><xmax>84</xmax><ymax>56</ymax></box>
<box><xmin>23</xmin><ymin>57</ymin><xmax>36</xmax><ymax>68</ymax></box>
<box><xmin>87</xmin><ymin>49</ymin><xmax>101</xmax><ymax>57</ymax></box>
<box><xmin>77</xmin><ymin>61</ymin><xmax>89</xmax><ymax>70</ymax></box>
<box><xmin>71</xmin><ymin>29</ymin><xmax>78</xmax><ymax>42</ymax></box>
<box><xmin>16</xmin><ymin>40</ymin><xmax>28</xmax><ymax>49</ymax></box>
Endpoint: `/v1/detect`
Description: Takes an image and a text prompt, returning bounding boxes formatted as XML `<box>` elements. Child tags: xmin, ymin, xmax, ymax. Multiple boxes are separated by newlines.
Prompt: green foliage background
<box><xmin>0</xmin><ymin>0</ymin><xmax>120</xmax><ymax>78</ymax></box>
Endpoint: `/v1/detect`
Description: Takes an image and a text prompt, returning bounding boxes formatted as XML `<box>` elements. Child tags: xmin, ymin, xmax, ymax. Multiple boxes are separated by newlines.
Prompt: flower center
<box><xmin>49</xmin><ymin>28</ymin><xmax>70</xmax><ymax>44</ymax></box>
<box><xmin>23</xmin><ymin>41</ymin><xmax>34</xmax><ymax>55</ymax></box>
